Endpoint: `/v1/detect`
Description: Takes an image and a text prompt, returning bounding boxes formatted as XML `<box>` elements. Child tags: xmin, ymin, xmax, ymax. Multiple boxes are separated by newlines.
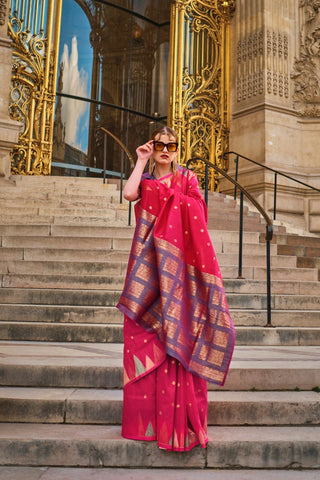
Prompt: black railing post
<box><xmin>238</xmin><ymin>191</ymin><xmax>244</xmax><ymax>279</ymax></box>
<box><xmin>204</xmin><ymin>163</ymin><xmax>209</xmax><ymax>206</ymax></box>
<box><xmin>120</xmin><ymin>151</ymin><xmax>124</xmax><ymax>204</ymax></box>
<box><xmin>234</xmin><ymin>155</ymin><xmax>239</xmax><ymax>200</ymax></box>
<box><xmin>103</xmin><ymin>132</ymin><xmax>107</xmax><ymax>184</ymax></box>
<box><xmin>187</xmin><ymin>156</ymin><xmax>274</xmax><ymax>323</ymax></box>
<box><xmin>266</xmin><ymin>235</ymin><xmax>272</xmax><ymax>326</ymax></box>
<box><xmin>273</xmin><ymin>172</ymin><xmax>277</xmax><ymax>220</ymax></box>
<box><xmin>128</xmin><ymin>201</ymin><xmax>132</xmax><ymax>226</ymax></box>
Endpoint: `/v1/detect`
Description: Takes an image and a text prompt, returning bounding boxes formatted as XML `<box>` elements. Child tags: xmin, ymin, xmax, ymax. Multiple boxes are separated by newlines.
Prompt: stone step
<box><xmin>0</xmin><ymin>190</ymin><xmax>120</xmax><ymax>205</ymax></box>
<box><xmin>0</xmin><ymin>288</ymin><xmax>120</xmax><ymax>306</ymax></box>
<box><xmin>249</xmin><ymin>266</ymin><xmax>317</xmax><ymax>281</ymax></box>
<box><xmin>0</xmin><ymin>467</ymin><xmax>318</xmax><ymax>480</ymax></box>
<box><xmin>1</xmin><ymin>322</ymin><xmax>320</xmax><ymax>346</ymax></box>
<box><xmin>0</xmin><ymin>230</ymin><xmax>302</xmax><ymax>267</ymax></box>
<box><xmin>1</xmin><ymin>235</ymin><xmax>132</xmax><ymax>251</ymax></box>
<box><xmin>3</xmin><ymin>272</ymin><xmax>319</xmax><ymax>294</ymax></box>
<box><xmin>222</xmin><ymin>241</ymin><xmax>278</xmax><ymax>255</ymax></box>
<box><xmin>0</xmin><ymin>247</ymin><xmax>130</xmax><ymax>262</ymax></box>
<box><xmin>0</xmin><ymin>423</ymin><xmax>319</xmax><ymax>469</ymax></box>
<box><xmin>1</xmin><ymin>269</ymin><xmax>285</xmax><ymax>291</ymax></box>
<box><xmin>2</xmin><ymin>252</ymin><xmax>317</xmax><ymax>281</ymax></box>
<box><xmin>278</xmin><ymin>244</ymin><xmax>320</xmax><ymax>257</ymax></box>
<box><xmin>1</xmin><ymin>342</ymin><xmax>319</xmax><ymax>391</ymax></box>
<box><xmin>4</xmin><ymin>195</ymin><xmax>258</xmax><ymax>213</ymax></box>
<box><xmin>0</xmin><ymin>232</ymin><xmax>279</xmax><ymax>257</ymax></box>
<box><xmin>2</xmin><ymin>261</ymin><xmax>319</xmax><ymax>294</ymax></box>
<box><xmin>0</xmin><ymin>304</ymin><xmax>319</xmax><ymax>327</ymax></box>
<box><xmin>0</xmin><ymin>260</ymin><xmax>126</xmax><ymax>276</ymax></box>
<box><xmin>235</xmin><ymin>326</ymin><xmax>320</xmax><ymax>346</ymax></box>
<box><xmin>207</xmin><ymin>215</ymin><xmax>265</xmax><ymax>229</ymax></box>
<box><xmin>274</xmin><ymin>233</ymin><xmax>320</xmax><ymax>248</ymax></box>
<box><xmin>232</xmin><ymin>309</ymin><xmax>320</xmax><ymax>327</ymax></box>
<box><xmin>4</xmin><ymin>254</ymin><xmax>316</xmax><ymax>282</ymax></box>
<box><xmin>0</xmin><ymin>322</ymin><xmax>123</xmax><ymax>343</ymax></box>
<box><xmin>1</xmin><ymin>387</ymin><xmax>319</xmax><ymax>426</ymax></box>
<box><xmin>0</xmin><ymin>224</ymin><xmax>134</xmax><ymax>238</ymax></box>
<box><xmin>0</xmin><ymin>288</ymin><xmax>318</xmax><ymax>310</ymax></box>
<box><xmin>0</xmin><ymin>304</ymin><xmax>121</xmax><ymax>323</ymax></box>
<box><xmin>0</xmin><ymin>212</ymin><xmax>129</xmax><ymax>226</ymax></box>
<box><xmin>2</xmin><ymin>206</ymin><xmax>129</xmax><ymax>219</ymax></box>
<box><xmin>1</xmin><ymin>177</ymin><xmax>119</xmax><ymax>195</ymax></box>
<box><xmin>219</xmin><ymin>253</ymin><xmax>297</xmax><ymax>268</ymax></box>
<box><xmin>1</xmin><ymin>273</ymin><xmax>126</xmax><ymax>290</ymax></box>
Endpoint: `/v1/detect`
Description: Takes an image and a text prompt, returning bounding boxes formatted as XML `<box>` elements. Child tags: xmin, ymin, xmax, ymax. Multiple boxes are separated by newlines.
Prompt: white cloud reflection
<box><xmin>61</xmin><ymin>36</ymin><xmax>88</xmax><ymax>151</ymax></box>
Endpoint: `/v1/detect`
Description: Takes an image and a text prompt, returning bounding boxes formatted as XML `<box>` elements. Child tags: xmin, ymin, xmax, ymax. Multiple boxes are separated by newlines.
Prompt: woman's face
<box><xmin>152</xmin><ymin>133</ymin><xmax>178</xmax><ymax>167</ymax></box>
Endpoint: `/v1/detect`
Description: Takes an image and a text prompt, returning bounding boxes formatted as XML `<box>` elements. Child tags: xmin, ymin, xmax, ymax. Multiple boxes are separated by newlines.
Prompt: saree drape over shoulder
<box><xmin>117</xmin><ymin>168</ymin><xmax>235</xmax><ymax>451</ymax></box>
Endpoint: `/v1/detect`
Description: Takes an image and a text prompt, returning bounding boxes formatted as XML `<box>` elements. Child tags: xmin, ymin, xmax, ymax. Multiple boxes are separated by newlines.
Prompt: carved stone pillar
<box><xmin>226</xmin><ymin>0</ymin><xmax>320</xmax><ymax>232</ymax></box>
<box><xmin>0</xmin><ymin>0</ymin><xmax>21</xmax><ymax>181</ymax></box>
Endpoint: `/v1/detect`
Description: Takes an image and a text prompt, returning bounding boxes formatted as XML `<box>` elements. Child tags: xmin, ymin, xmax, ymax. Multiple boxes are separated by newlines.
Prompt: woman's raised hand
<box><xmin>136</xmin><ymin>140</ymin><xmax>154</xmax><ymax>165</ymax></box>
<box><xmin>123</xmin><ymin>140</ymin><xmax>154</xmax><ymax>201</ymax></box>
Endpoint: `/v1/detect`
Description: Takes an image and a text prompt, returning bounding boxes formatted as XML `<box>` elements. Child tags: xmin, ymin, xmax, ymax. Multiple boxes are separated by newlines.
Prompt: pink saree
<box><xmin>117</xmin><ymin>168</ymin><xmax>235</xmax><ymax>451</ymax></box>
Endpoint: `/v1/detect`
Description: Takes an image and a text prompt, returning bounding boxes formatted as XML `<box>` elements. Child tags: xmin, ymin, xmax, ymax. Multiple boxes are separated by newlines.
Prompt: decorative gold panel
<box><xmin>8</xmin><ymin>0</ymin><xmax>63</xmax><ymax>175</ymax></box>
<box><xmin>168</xmin><ymin>0</ymin><xmax>235</xmax><ymax>190</ymax></box>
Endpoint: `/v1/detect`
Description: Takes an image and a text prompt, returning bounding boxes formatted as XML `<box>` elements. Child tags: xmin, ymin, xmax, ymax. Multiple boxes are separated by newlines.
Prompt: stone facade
<box><xmin>0</xmin><ymin>0</ymin><xmax>21</xmax><ymax>181</ymax></box>
<box><xmin>226</xmin><ymin>0</ymin><xmax>320</xmax><ymax>233</ymax></box>
<box><xmin>0</xmin><ymin>0</ymin><xmax>319</xmax><ymax>231</ymax></box>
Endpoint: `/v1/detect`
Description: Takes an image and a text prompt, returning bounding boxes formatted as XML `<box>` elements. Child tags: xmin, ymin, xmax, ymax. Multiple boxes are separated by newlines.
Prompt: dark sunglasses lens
<box><xmin>154</xmin><ymin>142</ymin><xmax>164</xmax><ymax>151</ymax></box>
<box><xmin>167</xmin><ymin>143</ymin><xmax>178</xmax><ymax>152</ymax></box>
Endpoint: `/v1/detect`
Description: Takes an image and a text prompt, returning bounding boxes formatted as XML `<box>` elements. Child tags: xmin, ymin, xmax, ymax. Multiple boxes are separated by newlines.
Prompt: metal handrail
<box><xmin>98</xmin><ymin>127</ymin><xmax>135</xmax><ymax>204</ymax></box>
<box><xmin>51</xmin><ymin>161</ymin><xmax>121</xmax><ymax>177</ymax></box>
<box><xmin>224</xmin><ymin>151</ymin><xmax>320</xmax><ymax>220</ymax></box>
<box><xmin>57</xmin><ymin>92</ymin><xmax>167</xmax><ymax>122</ymax></box>
<box><xmin>187</xmin><ymin>157</ymin><xmax>274</xmax><ymax>327</ymax></box>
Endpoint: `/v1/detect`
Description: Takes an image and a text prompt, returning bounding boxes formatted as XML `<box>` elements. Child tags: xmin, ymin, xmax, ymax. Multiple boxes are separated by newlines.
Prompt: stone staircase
<box><xmin>0</xmin><ymin>176</ymin><xmax>320</xmax><ymax>479</ymax></box>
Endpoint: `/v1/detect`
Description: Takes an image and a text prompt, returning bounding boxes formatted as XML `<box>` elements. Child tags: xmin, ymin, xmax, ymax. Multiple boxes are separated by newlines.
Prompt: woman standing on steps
<box><xmin>117</xmin><ymin>126</ymin><xmax>235</xmax><ymax>452</ymax></box>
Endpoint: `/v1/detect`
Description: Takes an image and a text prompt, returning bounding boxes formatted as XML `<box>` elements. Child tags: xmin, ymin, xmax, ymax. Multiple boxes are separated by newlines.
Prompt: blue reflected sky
<box><xmin>57</xmin><ymin>0</ymin><xmax>92</xmax><ymax>153</ymax></box>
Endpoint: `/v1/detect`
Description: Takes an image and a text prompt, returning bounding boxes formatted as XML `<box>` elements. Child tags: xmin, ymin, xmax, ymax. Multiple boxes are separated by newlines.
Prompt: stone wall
<box><xmin>225</xmin><ymin>0</ymin><xmax>320</xmax><ymax>233</ymax></box>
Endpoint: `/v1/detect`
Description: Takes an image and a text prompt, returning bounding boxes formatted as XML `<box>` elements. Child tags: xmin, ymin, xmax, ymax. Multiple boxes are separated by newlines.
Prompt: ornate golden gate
<box><xmin>8</xmin><ymin>0</ymin><xmax>63</xmax><ymax>174</ymax></box>
<box><xmin>168</xmin><ymin>0</ymin><xmax>235</xmax><ymax>189</ymax></box>
<box><xmin>8</xmin><ymin>0</ymin><xmax>234</xmax><ymax>182</ymax></box>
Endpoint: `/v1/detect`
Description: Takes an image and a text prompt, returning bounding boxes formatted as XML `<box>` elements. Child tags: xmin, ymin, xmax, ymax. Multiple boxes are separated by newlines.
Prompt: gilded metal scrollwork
<box><xmin>168</xmin><ymin>0</ymin><xmax>234</xmax><ymax>190</ymax></box>
<box><xmin>8</xmin><ymin>1</ymin><xmax>63</xmax><ymax>175</ymax></box>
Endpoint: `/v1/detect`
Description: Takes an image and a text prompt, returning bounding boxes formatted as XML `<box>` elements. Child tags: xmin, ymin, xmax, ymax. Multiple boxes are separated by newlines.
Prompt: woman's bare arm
<box><xmin>123</xmin><ymin>140</ymin><xmax>153</xmax><ymax>201</ymax></box>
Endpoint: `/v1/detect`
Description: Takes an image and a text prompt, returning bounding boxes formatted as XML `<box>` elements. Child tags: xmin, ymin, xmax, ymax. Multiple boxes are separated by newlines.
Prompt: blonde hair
<box><xmin>149</xmin><ymin>126</ymin><xmax>179</xmax><ymax>175</ymax></box>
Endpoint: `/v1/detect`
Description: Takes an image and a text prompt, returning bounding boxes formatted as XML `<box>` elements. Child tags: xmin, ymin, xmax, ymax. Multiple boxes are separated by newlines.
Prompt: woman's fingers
<box><xmin>136</xmin><ymin>140</ymin><xmax>154</xmax><ymax>160</ymax></box>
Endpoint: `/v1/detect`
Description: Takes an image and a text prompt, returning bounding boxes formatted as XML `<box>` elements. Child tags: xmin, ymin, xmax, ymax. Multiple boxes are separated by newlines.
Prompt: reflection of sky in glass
<box><xmin>57</xmin><ymin>1</ymin><xmax>92</xmax><ymax>153</ymax></box>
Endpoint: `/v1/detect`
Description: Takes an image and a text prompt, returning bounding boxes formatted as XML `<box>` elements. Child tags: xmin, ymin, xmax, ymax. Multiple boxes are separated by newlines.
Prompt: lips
<box><xmin>160</xmin><ymin>154</ymin><xmax>169</xmax><ymax>159</ymax></box>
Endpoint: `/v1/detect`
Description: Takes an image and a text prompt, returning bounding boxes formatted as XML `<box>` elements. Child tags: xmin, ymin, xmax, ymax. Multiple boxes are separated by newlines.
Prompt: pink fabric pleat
<box><xmin>122</xmin><ymin>316</ymin><xmax>208</xmax><ymax>452</ymax></box>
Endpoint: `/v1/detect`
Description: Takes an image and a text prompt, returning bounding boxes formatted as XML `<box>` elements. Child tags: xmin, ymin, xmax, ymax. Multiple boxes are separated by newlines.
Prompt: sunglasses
<box><xmin>153</xmin><ymin>141</ymin><xmax>178</xmax><ymax>152</ymax></box>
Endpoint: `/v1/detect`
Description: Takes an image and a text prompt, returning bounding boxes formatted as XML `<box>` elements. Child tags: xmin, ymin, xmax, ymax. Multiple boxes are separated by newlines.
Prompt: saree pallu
<box><xmin>117</xmin><ymin>168</ymin><xmax>235</xmax><ymax>451</ymax></box>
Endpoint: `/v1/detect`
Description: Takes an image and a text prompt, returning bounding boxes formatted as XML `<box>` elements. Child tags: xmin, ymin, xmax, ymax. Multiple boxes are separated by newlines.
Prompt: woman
<box><xmin>117</xmin><ymin>126</ymin><xmax>235</xmax><ymax>452</ymax></box>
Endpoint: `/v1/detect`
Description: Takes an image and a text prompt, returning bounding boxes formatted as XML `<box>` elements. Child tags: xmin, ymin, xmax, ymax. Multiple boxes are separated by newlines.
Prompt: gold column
<box><xmin>8</xmin><ymin>0</ymin><xmax>63</xmax><ymax>175</ymax></box>
<box><xmin>168</xmin><ymin>0</ymin><xmax>235</xmax><ymax>189</ymax></box>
